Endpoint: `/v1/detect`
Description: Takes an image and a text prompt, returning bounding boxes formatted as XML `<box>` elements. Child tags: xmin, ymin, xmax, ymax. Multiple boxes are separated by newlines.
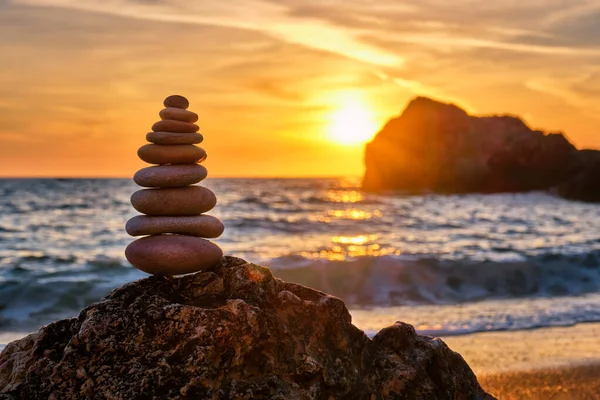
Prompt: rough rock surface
<box><xmin>0</xmin><ymin>257</ymin><xmax>493</xmax><ymax>400</ymax></box>
<box><xmin>363</xmin><ymin>97</ymin><xmax>599</xmax><ymax>202</ymax></box>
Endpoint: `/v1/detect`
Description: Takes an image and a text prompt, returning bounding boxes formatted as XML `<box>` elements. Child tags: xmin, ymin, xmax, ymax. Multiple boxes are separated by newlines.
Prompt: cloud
<box><xmin>0</xmin><ymin>3</ymin><xmax>400</xmax><ymax>175</ymax></box>
<box><xmin>543</xmin><ymin>1</ymin><xmax>600</xmax><ymax>26</ymax></box>
<box><xmin>15</xmin><ymin>0</ymin><xmax>600</xmax><ymax>112</ymax></box>
<box><xmin>526</xmin><ymin>72</ymin><xmax>600</xmax><ymax>111</ymax></box>
<box><xmin>14</xmin><ymin>0</ymin><xmax>403</xmax><ymax>66</ymax></box>
<box><xmin>3</xmin><ymin>0</ymin><xmax>600</xmax><ymax>176</ymax></box>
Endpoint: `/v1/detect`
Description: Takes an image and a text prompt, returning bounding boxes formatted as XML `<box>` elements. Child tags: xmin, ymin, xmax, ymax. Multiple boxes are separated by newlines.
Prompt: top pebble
<box><xmin>164</xmin><ymin>95</ymin><xmax>189</xmax><ymax>110</ymax></box>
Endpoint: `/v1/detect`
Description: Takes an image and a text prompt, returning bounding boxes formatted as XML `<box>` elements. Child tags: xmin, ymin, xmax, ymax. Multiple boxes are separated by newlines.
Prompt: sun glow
<box><xmin>326</xmin><ymin>94</ymin><xmax>378</xmax><ymax>146</ymax></box>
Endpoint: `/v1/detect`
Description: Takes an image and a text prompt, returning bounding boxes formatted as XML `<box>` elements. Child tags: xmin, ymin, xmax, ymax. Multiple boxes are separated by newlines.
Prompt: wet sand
<box><xmin>442</xmin><ymin>323</ymin><xmax>600</xmax><ymax>399</ymax></box>
<box><xmin>479</xmin><ymin>364</ymin><xmax>600</xmax><ymax>399</ymax></box>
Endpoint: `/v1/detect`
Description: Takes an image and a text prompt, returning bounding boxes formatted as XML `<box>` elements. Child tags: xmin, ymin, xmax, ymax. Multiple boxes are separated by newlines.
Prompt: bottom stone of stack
<box><xmin>125</xmin><ymin>235</ymin><xmax>223</xmax><ymax>275</ymax></box>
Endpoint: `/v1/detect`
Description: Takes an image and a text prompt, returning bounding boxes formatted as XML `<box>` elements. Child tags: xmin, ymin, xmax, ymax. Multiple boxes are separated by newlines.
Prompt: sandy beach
<box><xmin>480</xmin><ymin>364</ymin><xmax>600</xmax><ymax>400</ymax></box>
<box><xmin>443</xmin><ymin>323</ymin><xmax>600</xmax><ymax>399</ymax></box>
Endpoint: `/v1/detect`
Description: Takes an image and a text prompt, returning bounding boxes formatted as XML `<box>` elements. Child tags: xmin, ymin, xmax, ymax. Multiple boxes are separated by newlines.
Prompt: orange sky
<box><xmin>1</xmin><ymin>0</ymin><xmax>600</xmax><ymax>178</ymax></box>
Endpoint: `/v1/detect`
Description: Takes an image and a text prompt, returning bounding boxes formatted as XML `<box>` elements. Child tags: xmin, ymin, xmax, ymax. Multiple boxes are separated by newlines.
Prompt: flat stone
<box><xmin>133</xmin><ymin>165</ymin><xmax>208</xmax><ymax>188</ymax></box>
<box><xmin>152</xmin><ymin>120</ymin><xmax>198</xmax><ymax>133</ymax></box>
<box><xmin>138</xmin><ymin>144</ymin><xmax>206</xmax><ymax>165</ymax></box>
<box><xmin>163</xmin><ymin>95</ymin><xmax>189</xmax><ymax>110</ymax></box>
<box><xmin>131</xmin><ymin>186</ymin><xmax>217</xmax><ymax>215</ymax></box>
<box><xmin>126</xmin><ymin>215</ymin><xmax>225</xmax><ymax>238</ymax></box>
<box><xmin>125</xmin><ymin>235</ymin><xmax>223</xmax><ymax>275</ymax></box>
<box><xmin>159</xmin><ymin>108</ymin><xmax>198</xmax><ymax>123</ymax></box>
<box><xmin>146</xmin><ymin>132</ymin><xmax>204</xmax><ymax>145</ymax></box>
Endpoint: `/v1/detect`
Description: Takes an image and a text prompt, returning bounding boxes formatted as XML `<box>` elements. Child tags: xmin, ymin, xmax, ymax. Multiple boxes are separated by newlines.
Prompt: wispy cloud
<box><xmin>543</xmin><ymin>1</ymin><xmax>600</xmax><ymax>26</ymax></box>
<box><xmin>15</xmin><ymin>0</ymin><xmax>404</xmax><ymax>66</ymax></box>
<box><xmin>3</xmin><ymin>0</ymin><xmax>600</xmax><ymax>176</ymax></box>
<box><xmin>16</xmin><ymin>0</ymin><xmax>600</xmax><ymax>114</ymax></box>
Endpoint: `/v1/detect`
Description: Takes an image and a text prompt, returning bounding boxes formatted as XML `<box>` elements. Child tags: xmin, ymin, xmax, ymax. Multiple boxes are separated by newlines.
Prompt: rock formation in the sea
<box><xmin>363</xmin><ymin>97</ymin><xmax>600</xmax><ymax>202</ymax></box>
<box><xmin>554</xmin><ymin>150</ymin><xmax>600</xmax><ymax>203</ymax></box>
<box><xmin>125</xmin><ymin>95</ymin><xmax>224</xmax><ymax>275</ymax></box>
<box><xmin>0</xmin><ymin>257</ymin><xmax>495</xmax><ymax>400</ymax></box>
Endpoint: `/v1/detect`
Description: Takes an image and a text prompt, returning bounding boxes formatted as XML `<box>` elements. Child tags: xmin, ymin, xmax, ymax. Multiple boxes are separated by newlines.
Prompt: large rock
<box><xmin>363</xmin><ymin>97</ymin><xmax>599</xmax><ymax>201</ymax></box>
<box><xmin>0</xmin><ymin>257</ymin><xmax>493</xmax><ymax>399</ymax></box>
<box><xmin>554</xmin><ymin>150</ymin><xmax>600</xmax><ymax>203</ymax></box>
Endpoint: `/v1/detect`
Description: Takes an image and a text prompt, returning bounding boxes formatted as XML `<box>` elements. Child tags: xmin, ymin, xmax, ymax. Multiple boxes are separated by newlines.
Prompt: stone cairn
<box><xmin>125</xmin><ymin>95</ymin><xmax>224</xmax><ymax>275</ymax></box>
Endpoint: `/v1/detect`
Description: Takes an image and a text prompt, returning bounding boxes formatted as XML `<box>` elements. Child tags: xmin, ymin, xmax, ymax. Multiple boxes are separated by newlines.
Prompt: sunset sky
<box><xmin>1</xmin><ymin>0</ymin><xmax>600</xmax><ymax>177</ymax></box>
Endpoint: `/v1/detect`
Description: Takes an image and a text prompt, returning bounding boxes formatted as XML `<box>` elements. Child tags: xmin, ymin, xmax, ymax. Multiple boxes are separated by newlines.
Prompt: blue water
<box><xmin>1</xmin><ymin>178</ymin><xmax>599</xmax><ymax>342</ymax></box>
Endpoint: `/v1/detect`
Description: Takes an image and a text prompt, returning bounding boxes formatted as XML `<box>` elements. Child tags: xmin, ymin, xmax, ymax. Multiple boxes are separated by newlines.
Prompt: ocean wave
<box><xmin>2</xmin><ymin>250</ymin><xmax>599</xmax><ymax>325</ymax></box>
<box><xmin>1</xmin><ymin>250</ymin><xmax>600</xmax><ymax>338</ymax></box>
<box><xmin>227</xmin><ymin>216</ymin><xmax>331</xmax><ymax>233</ymax></box>
<box><xmin>0</xmin><ymin>226</ymin><xmax>22</xmax><ymax>233</ymax></box>
<box><xmin>235</xmin><ymin>193</ymin><xmax>383</xmax><ymax>208</ymax></box>
<box><xmin>0</xmin><ymin>178</ymin><xmax>599</xmax><ymax>337</ymax></box>
<box><xmin>0</xmin><ymin>256</ymin><xmax>143</xmax><ymax>329</ymax></box>
<box><xmin>267</xmin><ymin>251</ymin><xmax>600</xmax><ymax>306</ymax></box>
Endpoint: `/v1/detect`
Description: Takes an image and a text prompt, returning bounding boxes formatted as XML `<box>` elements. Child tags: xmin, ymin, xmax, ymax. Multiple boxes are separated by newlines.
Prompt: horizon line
<box><xmin>0</xmin><ymin>175</ymin><xmax>362</xmax><ymax>180</ymax></box>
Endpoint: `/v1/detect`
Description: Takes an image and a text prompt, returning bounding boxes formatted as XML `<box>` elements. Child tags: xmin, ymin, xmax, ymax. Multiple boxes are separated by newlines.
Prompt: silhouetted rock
<box><xmin>363</xmin><ymin>97</ymin><xmax>598</xmax><ymax>202</ymax></box>
<box><xmin>0</xmin><ymin>257</ymin><xmax>494</xmax><ymax>400</ymax></box>
<box><xmin>554</xmin><ymin>150</ymin><xmax>600</xmax><ymax>203</ymax></box>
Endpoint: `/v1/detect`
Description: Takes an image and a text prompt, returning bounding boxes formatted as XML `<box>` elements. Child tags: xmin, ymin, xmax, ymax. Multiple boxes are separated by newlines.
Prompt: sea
<box><xmin>1</xmin><ymin>178</ymin><xmax>599</xmax><ymax>346</ymax></box>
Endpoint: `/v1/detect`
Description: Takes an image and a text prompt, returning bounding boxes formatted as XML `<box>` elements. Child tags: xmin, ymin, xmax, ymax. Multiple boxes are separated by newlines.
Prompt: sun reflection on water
<box><xmin>301</xmin><ymin>234</ymin><xmax>401</xmax><ymax>261</ymax></box>
<box><xmin>326</xmin><ymin>190</ymin><xmax>365</xmax><ymax>203</ymax></box>
<box><xmin>329</xmin><ymin>209</ymin><xmax>381</xmax><ymax>220</ymax></box>
<box><xmin>332</xmin><ymin>234</ymin><xmax>375</xmax><ymax>245</ymax></box>
<box><xmin>312</xmin><ymin>208</ymin><xmax>381</xmax><ymax>223</ymax></box>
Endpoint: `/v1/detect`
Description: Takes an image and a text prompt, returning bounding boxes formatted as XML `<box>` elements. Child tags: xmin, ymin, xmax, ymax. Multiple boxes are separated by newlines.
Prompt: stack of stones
<box><xmin>125</xmin><ymin>95</ymin><xmax>224</xmax><ymax>275</ymax></box>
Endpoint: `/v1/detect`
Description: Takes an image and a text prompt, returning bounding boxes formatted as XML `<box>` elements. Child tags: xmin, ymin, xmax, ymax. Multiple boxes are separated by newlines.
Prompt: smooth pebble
<box><xmin>146</xmin><ymin>132</ymin><xmax>203</xmax><ymax>145</ymax></box>
<box><xmin>125</xmin><ymin>235</ymin><xmax>223</xmax><ymax>275</ymax></box>
<box><xmin>152</xmin><ymin>120</ymin><xmax>198</xmax><ymax>133</ymax></box>
<box><xmin>133</xmin><ymin>164</ymin><xmax>207</xmax><ymax>188</ymax></box>
<box><xmin>163</xmin><ymin>95</ymin><xmax>189</xmax><ymax>110</ymax></box>
<box><xmin>138</xmin><ymin>144</ymin><xmax>206</xmax><ymax>165</ymax></box>
<box><xmin>126</xmin><ymin>215</ymin><xmax>224</xmax><ymax>238</ymax></box>
<box><xmin>159</xmin><ymin>108</ymin><xmax>198</xmax><ymax>123</ymax></box>
<box><xmin>131</xmin><ymin>186</ymin><xmax>217</xmax><ymax>216</ymax></box>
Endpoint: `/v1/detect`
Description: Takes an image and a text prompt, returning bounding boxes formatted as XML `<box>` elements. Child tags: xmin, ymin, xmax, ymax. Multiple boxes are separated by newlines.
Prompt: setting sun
<box><xmin>327</xmin><ymin>95</ymin><xmax>378</xmax><ymax>146</ymax></box>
